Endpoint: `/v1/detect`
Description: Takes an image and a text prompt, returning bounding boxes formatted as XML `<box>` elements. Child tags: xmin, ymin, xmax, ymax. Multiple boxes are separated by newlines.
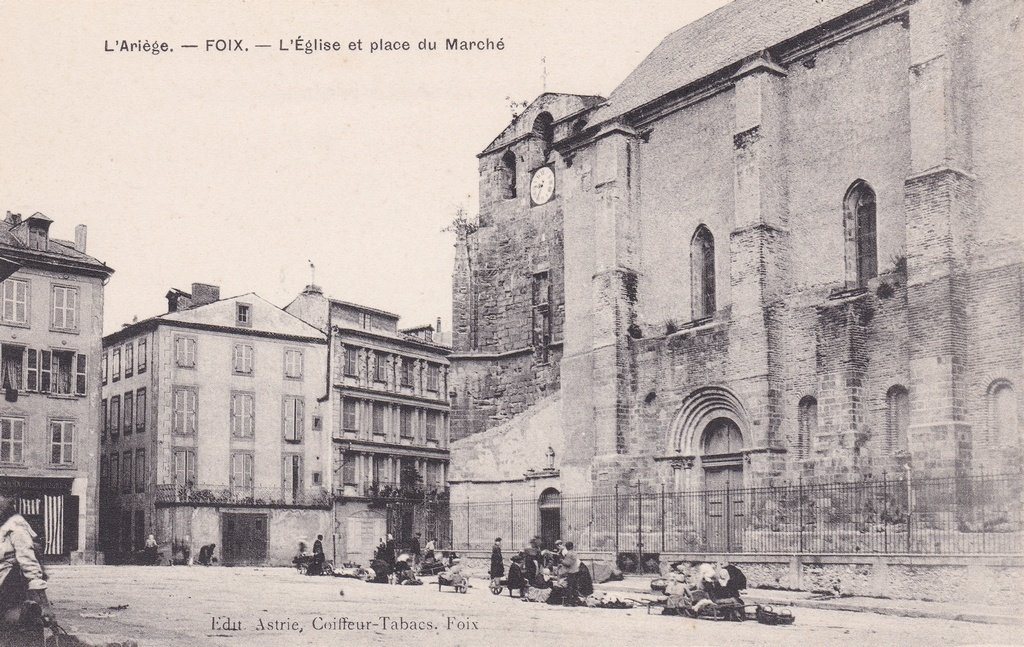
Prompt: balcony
<box><xmin>154</xmin><ymin>484</ymin><xmax>332</xmax><ymax>509</ymax></box>
<box><xmin>353</xmin><ymin>480</ymin><xmax>449</xmax><ymax>504</ymax></box>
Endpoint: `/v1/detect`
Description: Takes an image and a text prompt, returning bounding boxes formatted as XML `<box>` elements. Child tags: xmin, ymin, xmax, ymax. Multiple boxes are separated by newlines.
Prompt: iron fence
<box><xmin>446</xmin><ymin>472</ymin><xmax>1023</xmax><ymax>557</ymax></box>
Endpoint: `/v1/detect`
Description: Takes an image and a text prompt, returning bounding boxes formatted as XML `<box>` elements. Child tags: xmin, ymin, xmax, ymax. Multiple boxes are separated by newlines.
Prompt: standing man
<box><xmin>410</xmin><ymin>533</ymin><xmax>422</xmax><ymax>566</ymax></box>
<box><xmin>0</xmin><ymin>494</ymin><xmax>54</xmax><ymax>645</ymax></box>
<box><xmin>423</xmin><ymin>536</ymin><xmax>436</xmax><ymax>563</ymax></box>
<box><xmin>310</xmin><ymin>534</ymin><xmax>325</xmax><ymax>576</ymax></box>
<box><xmin>489</xmin><ymin>537</ymin><xmax>505</xmax><ymax>583</ymax></box>
<box><xmin>560</xmin><ymin>541</ymin><xmax>581</xmax><ymax>606</ymax></box>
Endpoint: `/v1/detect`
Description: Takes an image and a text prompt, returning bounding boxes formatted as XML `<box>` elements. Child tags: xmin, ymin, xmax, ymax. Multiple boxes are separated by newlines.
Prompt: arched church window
<box><xmin>533</xmin><ymin>112</ymin><xmax>554</xmax><ymax>157</ymax></box>
<box><xmin>501</xmin><ymin>149</ymin><xmax>517</xmax><ymax>199</ymax></box>
<box><xmin>797</xmin><ymin>396</ymin><xmax>818</xmax><ymax>459</ymax></box>
<box><xmin>702</xmin><ymin>418</ymin><xmax>742</xmax><ymax>456</ymax></box>
<box><xmin>691</xmin><ymin>225</ymin><xmax>716</xmax><ymax>320</ymax></box>
<box><xmin>844</xmin><ymin>181</ymin><xmax>878</xmax><ymax>287</ymax></box>
<box><xmin>988</xmin><ymin>380</ymin><xmax>1017</xmax><ymax>446</ymax></box>
<box><xmin>886</xmin><ymin>385</ymin><xmax>909</xmax><ymax>452</ymax></box>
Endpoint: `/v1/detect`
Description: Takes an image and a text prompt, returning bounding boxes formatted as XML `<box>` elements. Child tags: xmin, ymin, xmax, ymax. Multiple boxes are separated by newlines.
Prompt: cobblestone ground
<box><xmin>40</xmin><ymin>566</ymin><xmax>1017</xmax><ymax>647</ymax></box>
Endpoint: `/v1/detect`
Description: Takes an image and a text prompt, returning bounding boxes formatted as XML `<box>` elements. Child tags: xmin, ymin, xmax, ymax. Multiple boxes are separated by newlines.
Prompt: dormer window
<box><xmin>236</xmin><ymin>303</ymin><xmax>252</xmax><ymax>327</ymax></box>
<box><xmin>28</xmin><ymin>227</ymin><xmax>47</xmax><ymax>250</ymax></box>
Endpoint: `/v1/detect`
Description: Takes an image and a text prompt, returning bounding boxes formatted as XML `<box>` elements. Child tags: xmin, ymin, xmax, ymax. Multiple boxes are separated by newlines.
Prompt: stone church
<box><xmin>448</xmin><ymin>0</ymin><xmax>1022</xmax><ymax>503</ymax></box>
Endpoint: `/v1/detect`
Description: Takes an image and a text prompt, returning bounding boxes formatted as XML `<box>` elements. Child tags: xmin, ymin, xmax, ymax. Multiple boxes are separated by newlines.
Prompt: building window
<box><xmin>1</xmin><ymin>344</ymin><xmax>24</xmax><ymax>392</ymax></box>
<box><xmin>46</xmin><ymin>350</ymin><xmax>83</xmax><ymax>396</ymax></box>
<box><xmin>110</xmin><ymin>454</ymin><xmax>119</xmax><ymax>493</ymax></box>
<box><xmin>532</xmin><ymin>272</ymin><xmax>551</xmax><ymax>361</ymax></box>
<box><xmin>123</xmin><ymin>391</ymin><xmax>134</xmax><ymax>436</ymax></box>
<box><xmin>50</xmin><ymin>420</ymin><xmax>75</xmax><ymax>465</ymax></box>
<box><xmin>172</xmin><ymin>387</ymin><xmax>198</xmax><ymax>435</ymax></box>
<box><xmin>426</xmin><ymin>365</ymin><xmax>439</xmax><ymax>392</ymax></box>
<box><xmin>0</xmin><ymin>417</ymin><xmax>25</xmax><ymax>464</ymax></box>
<box><xmin>101</xmin><ymin>353</ymin><xmax>108</xmax><ymax>385</ymax></box>
<box><xmin>137</xmin><ymin>338</ymin><xmax>147</xmax><ymax>373</ymax></box>
<box><xmin>110</xmin><ymin>395</ymin><xmax>121</xmax><ymax>438</ymax></box>
<box><xmin>100</xmin><ymin>398</ymin><xmax>108</xmax><ymax>441</ymax></box>
<box><xmin>1</xmin><ymin>279</ymin><xmax>29</xmax><ymax>325</ymax></box>
<box><xmin>844</xmin><ymin>180</ymin><xmax>878</xmax><ymax>287</ymax></box>
<box><xmin>501</xmin><ymin>149</ymin><xmax>517</xmax><ymax>199</ymax></box>
<box><xmin>371</xmin><ymin>403</ymin><xmax>385</xmax><ymax>436</ymax></box>
<box><xmin>342</xmin><ymin>399</ymin><xmax>357</xmax><ymax>431</ymax></box>
<box><xmin>533</xmin><ymin>112</ymin><xmax>554</xmax><ymax>155</ymax></box>
<box><xmin>400</xmin><ymin>359</ymin><xmax>413</xmax><ymax>387</ymax></box>
<box><xmin>232</xmin><ymin>344</ymin><xmax>254</xmax><ymax>375</ymax></box>
<box><xmin>988</xmin><ymin>380</ymin><xmax>1017</xmax><ymax>446</ymax></box>
<box><xmin>796</xmin><ymin>396</ymin><xmax>818</xmax><ymax>459</ymax></box>
<box><xmin>236</xmin><ymin>303</ymin><xmax>252</xmax><ymax>327</ymax></box>
<box><xmin>135</xmin><ymin>449</ymin><xmax>146</xmax><ymax>492</ymax></box>
<box><xmin>174</xmin><ymin>449</ymin><xmax>197</xmax><ymax>486</ymax></box>
<box><xmin>230</xmin><ymin>452</ymin><xmax>254</xmax><ymax>494</ymax></box>
<box><xmin>426</xmin><ymin>411</ymin><xmax>439</xmax><ymax>442</ymax></box>
<box><xmin>373</xmin><ymin>353</ymin><xmax>386</xmax><ymax>383</ymax></box>
<box><xmin>690</xmin><ymin>225</ymin><xmax>716</xmax><ymax>320</ymax></box>
<box><xmin>284</xmin><ymin>349</ymin><xmax>303</xmax><ymax>379</ymax></box>
<box><xmin>174</xmin><ymin>336</ymin><xmax>197</xmax><ymax>368</ymax></box>
<box><xmin>28</xmin><ymin>227</ymin><xmax>47</xmax><ymax>250</ymax></box>
<box><xmin>124</xmin><ymin>343</ymin><xmax>134</xmax><ymax>378</ymax></box>
<box><xmin>342</xmin><ymin>453</ymin><xmax>357</xmax><ymax>485</ymax></box>
<box><xmin>121</xmin><ymin>451</ymin><xmax>132</xmax><ymax>493</ymax></box>
<box><xmin>50</xmin><ymin>285</ymin><xmax>78</xmax><ymax>331</ymax></box>
<box><xmin>400</xmin><ymin>407</ymin><xmax>413</xmax><ymax>438</ymax></box>
<box><xmin>343</xmin><ymin>347</ymin><xmax>358</xmax><ymax>376</ymax></box>
<box><xmin>112</xmin><ymin>348</ymin><xmax>121</xmax><ymax>382</ymax></box>
<box><xmin>136</xmin><ymin>388</ymin><xmax>146</xmax><ymax>433</ymax></box>
<box><xmin>283</xmin><ymin>454</ymin><xmax>303</xmax><ymax>500</ymax></box>
<box><xmin>230</xmin><ymin>392</ymin><xmax>255</xmax><ymax>437</ymax></box>
<box><xmin>886</xmin><ymin>385</ymin><xmax>910</xmax><ymax>453</ymax></box>
<box><xmin>283</xmin><ymin>396</ymin><xmax>304</xmax><ymax>442</ymax></box>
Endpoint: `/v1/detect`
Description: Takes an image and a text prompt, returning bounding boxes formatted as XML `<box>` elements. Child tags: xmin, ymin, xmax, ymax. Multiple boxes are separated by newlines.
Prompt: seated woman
<box><xmin>505</xmin><ymin>555</ymin><xmax>528</xmax><ymax>596</ymax></box>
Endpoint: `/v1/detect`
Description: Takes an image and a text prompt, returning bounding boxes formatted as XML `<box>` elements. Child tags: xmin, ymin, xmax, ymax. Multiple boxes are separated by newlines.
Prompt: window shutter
<box><xmin>296</xmin><ymin>399</ymin><xmax>304</xmax><ymax>441</ymax></box>
<box><xmin>75</xmin><ymin>353</ymin><xmax>87</xmax><ymax>395</ymax></box>
<box><xmin>187</xmin><ymin>450</ymin><xmax>197</xmax><ymax>485</ymax></box>
<box><xmin>40</xmin><ymin>350</ymin><xmax>52</xmax><ymax>393</ymax></box>
<box><xmin>187</xmin><ymin>391</ymin><xmax>197</xmax><ymax>435</ymax></box>
<box><xmin>26</xmin><ymin>349</ymin><xmax>38</xmax><ymax>392</ymax></box>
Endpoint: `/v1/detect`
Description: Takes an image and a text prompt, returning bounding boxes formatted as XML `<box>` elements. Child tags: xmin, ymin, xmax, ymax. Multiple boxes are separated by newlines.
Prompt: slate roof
<box><xmin>589</xmin><ymin>0</ymin><xmax>878</xmax><ymax>124</ymax></box>
<box><xmin>0</xmin><ymin>212</ymin><xmax>112</xmax><ymax>274</ymax></box>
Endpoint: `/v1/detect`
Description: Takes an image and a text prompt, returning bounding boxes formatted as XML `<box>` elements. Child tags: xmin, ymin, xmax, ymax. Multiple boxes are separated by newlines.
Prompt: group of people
<box><xmin>490</xmin><ymin>536</ymin><xmax>594</xmax><ymax>606</ymax></box>
<box><xmin>658</xmin><ymin>561</ymin><xmax>748</xmax><ymax>619</ymax></box>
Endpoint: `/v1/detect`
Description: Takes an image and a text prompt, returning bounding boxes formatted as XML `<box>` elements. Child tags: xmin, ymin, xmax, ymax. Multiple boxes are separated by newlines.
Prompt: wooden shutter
<box><xmin>26</xmin><ymin>349</ymin><xmax>38</xmax><ymax>392</ymax></box>
<box><xmin>40</xmin><ymin>350</ymin><xmax>52</xmax><ymax>393</ymax></box>
<box><xmin>75</xmin><ymin>353</ymin><xmax>87</xmax><ymax>395</ymax></box>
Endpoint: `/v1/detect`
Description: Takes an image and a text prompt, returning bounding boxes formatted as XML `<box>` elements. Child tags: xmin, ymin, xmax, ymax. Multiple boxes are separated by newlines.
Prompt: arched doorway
<box><xmin>538</xmin><ymin>488</ymin><xmax>561</xmax><ymax>549</ymax></box>
<box><xmin>700</xmin><ymin>418</ymin><xmax>745</xmax><ymax>551</ymax></box>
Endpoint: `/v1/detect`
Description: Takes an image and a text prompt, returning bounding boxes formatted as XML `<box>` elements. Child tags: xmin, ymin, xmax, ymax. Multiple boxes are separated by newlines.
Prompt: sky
<box><xmin>0</xmin><ymin>0</ymin><xmax>729</xmax><ymax>335</ymax></box>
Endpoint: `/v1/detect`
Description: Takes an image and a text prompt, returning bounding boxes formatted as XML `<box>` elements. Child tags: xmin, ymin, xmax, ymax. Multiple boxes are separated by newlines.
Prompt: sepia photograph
<box><xmin>0</xmin><ymin>0</ymin><xmax>1021</xmax><ymax>645</ymax></box>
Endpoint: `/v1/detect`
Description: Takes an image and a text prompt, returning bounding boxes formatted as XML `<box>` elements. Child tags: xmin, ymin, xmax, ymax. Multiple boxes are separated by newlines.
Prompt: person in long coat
<box><xmin>489</xmin><ymin>537</ymin><xmax>505</xmax><ymax>580</ymax></box>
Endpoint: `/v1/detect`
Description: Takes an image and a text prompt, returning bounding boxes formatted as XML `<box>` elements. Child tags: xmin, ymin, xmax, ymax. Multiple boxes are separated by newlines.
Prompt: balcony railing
<box><xmin>356</xmin><ymin>480</ymin><xmax>449</xmax><ymax>503</ymax></box>
<box><xmin>154</xmin><ymin>484</ymin><xmax>332</xmax><ymax>509</ymax></box>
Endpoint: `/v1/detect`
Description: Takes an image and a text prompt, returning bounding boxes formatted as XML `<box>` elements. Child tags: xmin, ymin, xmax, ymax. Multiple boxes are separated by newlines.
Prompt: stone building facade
<box><xmin>449</xmin><ymin>0</ymin><xmax>1023</xmax><ymax>504</ymax></box>
<box><xmin>99</xmin><ymin>284</ymin><xmax>331</xmax><ymax>566</ymax></box>
<box><xmin>0</xmin><ymin>211</ymin><xmax>112</xmax><ymax>563</ymax></box>
<box><xmin>286</xmin><ymin>286</ymin><xmax>451</xmax><ymax>566</ymax></box>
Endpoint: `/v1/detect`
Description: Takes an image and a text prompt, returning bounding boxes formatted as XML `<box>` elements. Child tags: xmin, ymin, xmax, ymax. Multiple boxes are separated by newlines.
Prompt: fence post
<box><xmin>636</xmin><ymin>481</ymin><xmax>643</xmax><ymax>573</ymax></box>
<box><xmin>466</xmin><ymin>502</ymin><xmax>470</xmax><ymax>550</ymax></box>
<box><xmin>660</xmin><ymin>483</ymin><xmax>666</xmax><ymax>554</ymax></box>
<box><xmin>614</xmin><ymin>483</ymin><xmax>620</xmax><ymax>559</ymax></box>
<box><xmin>905</xmin><ymin>464</ymin><xmax>912</xmax><ymax>553</ymax></box>
<box><xmin>798</xmin><ymin>475</ymin><xmax>804</xmax><ymax>554</ymax></box>
<box><xmin>882</xmin><ymin>471</ymin><xmax>888</xmax><ymax>554</ymax></box>
<box><xmin>510</xmin><ymin>493</ymin><xmax>514</xmax><ymax>548</ymax></box>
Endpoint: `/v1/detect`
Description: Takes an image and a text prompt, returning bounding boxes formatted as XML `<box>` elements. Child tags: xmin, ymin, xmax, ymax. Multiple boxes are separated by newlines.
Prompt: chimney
<box><xmin>191</xmin><ymin>283</ymin><xmax>221</xmax><ymax>307</ymax></box>
<box><xmin>436</xmin><ymin>317</ymin><xmax>442</xmax><ymax>333</ymax></box>
<box><xmin>166</xmin><ymin>289</ymin><xmax>192</xmax><ymax>313</ymax></box>
<box><xmin>5</xmin><ymin>212</ymin><xmax>21</xmax><ymax>226</ymax></box>
<box><xmin>74</xmin><ymin>225</ymin><xmax>87</xmax><ymax>253</ymax></box>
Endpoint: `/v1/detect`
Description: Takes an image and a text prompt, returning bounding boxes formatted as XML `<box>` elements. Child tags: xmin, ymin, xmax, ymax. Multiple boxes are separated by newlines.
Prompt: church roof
<box><xmin>590</xmin><ymin>0</ymin><xmax>881</xmax><ymax>124</ymax></box>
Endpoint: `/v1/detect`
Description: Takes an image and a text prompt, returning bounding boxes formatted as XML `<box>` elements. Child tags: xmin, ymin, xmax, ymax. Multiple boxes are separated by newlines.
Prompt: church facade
<box><xmin>448</xmin><ymin>0</ymin><xmax>1023</xmax><ymax>504</ymax></box>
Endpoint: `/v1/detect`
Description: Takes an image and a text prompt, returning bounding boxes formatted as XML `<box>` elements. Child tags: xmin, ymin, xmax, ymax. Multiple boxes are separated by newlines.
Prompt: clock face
<box><xmin>530</xmin><ymin>166</ymin><xmax>555</xmax><ymax>206</ymax></box>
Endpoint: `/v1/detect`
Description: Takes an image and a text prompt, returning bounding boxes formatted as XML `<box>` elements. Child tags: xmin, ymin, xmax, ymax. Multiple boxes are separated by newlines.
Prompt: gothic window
<box><xmin>886</xmin><ymin>385</ymin><xmax>910</xmax><ymax>452</ymax></box>
<box><xmin>532</xmin><ymin>271</ymin><xmax>551</xmax><ymax>361</ymax></box>
<box><xmin>987</xmin><ymin>380</ymin><xmax>1017</xmax><ymax>446</ymax></box>
<box><xmin>690</xmin><ymin>225</ymin><xmax>716</xmax><ymax>320</ymax></box>
<box><xmin>501</xmin><ymin>149</ymin><xmax>517</xmax><ymax>199</ymax></box>
<box><xmin>844</xmin><ymin>180</ymin><xmax>877</xmax><ymax>287</ymax></box>
<box><xmin>796</xmin><ymin>396</ymin><xmax>818</xmax><ymax>459</ymax></box>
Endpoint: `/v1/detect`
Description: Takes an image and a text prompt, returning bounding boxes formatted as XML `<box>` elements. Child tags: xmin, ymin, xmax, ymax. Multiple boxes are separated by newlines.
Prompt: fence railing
<box><xmin>154</xmin><ymin>484</ymin><xmax>332</xmax><ymax>509</ymax></box>
<box><xmin>445</xmin><ymin>472</ymin><xmax>1023</xmax><ymax>556</ymax></box>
